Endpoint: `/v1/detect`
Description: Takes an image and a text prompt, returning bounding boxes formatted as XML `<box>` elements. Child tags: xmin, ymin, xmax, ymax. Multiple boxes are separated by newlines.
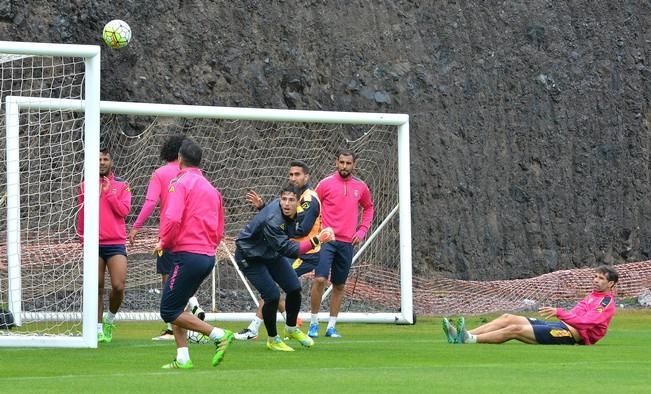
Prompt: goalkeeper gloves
<box><xmin>310</xmin><ymin>227</ymin><xmax>335</xmax><ymax>248</ymax></box>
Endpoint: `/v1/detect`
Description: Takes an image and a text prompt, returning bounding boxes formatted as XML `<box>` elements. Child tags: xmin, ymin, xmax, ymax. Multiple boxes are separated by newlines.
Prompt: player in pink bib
<box><xmin>77</xmin><ymin>147</ymin><xmax>131</xmax><ymax>343</ymax></box>
<box><xmin>308</xmin><ymin>148</ymin><xmax>374</xmax><ymax>338</ymax></box>
<box><xmin>444</xmin><ymin>265</ymin><xmax>619</xmax><ymax>345</ymax></box>
<box><xmin>128</xmin><ymin>135</ymin><xmax>206</xmax><ymax>340</ymax></box>
<box><xmin>154</xmin><ymin>139</ymin><xmax>233</xmax><ymax>370</ymax></box>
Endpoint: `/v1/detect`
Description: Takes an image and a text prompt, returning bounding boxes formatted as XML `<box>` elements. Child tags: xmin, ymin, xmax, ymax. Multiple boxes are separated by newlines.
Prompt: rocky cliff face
<box><xmin>2</xmin><ymin>1</ymin><xmax>650</xmax><ymax>280</ymax></box>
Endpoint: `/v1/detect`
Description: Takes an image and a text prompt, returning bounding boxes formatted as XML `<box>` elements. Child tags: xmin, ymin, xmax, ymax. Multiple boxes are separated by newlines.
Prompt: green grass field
<box><xmin>1</xmin><ymin>310</ymin><xmax>650</xmax><ymax>393</ymax></box>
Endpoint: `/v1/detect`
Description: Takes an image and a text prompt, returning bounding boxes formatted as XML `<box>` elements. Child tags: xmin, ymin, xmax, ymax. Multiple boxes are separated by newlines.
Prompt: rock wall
<box><xmin>2</xmin><ymin>0</ymin><xmax>650</xmax><ymax>279</ymax></box>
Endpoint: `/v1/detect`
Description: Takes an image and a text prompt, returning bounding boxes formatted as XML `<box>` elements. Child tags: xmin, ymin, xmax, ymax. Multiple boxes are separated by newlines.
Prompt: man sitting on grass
<box><xmin>443</xmin><ymin>265</ymin><xmax>618</xmax><ymax>345</ymax></box>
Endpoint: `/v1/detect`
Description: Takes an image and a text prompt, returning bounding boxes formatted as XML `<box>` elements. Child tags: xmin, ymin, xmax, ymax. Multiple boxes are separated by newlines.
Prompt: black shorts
<box><xmin>234</xmin><ymin>249</ymin><xmax>301</xmax><ymax>302</ymax></box>
<box><xmin>159</xmin><ymin>252</ymin><xmax>214</xmax><ymax>323</ymax></box>
<box><xmin>99</xmin><ymin>245</ymin><xmax>127</xmax><ymax>262</ymax></box>
<box><xmin>527</xmin><ymin>318</ymin><xmax>577</xmax><ymax>345</ymax></box>
<box><xmin>156</xmin><ymin>249</ymin><xmax>176</xmax><ymax>275</ymax></box>
<box><xmin>291</xmin><ymin>253</ymin><xmax>320</xmax><ymax>277</ymax></box>
<box><xmin>314</xmin><ymin>241</ymin><xmax>353</xmax><ymax>285</ymax></box>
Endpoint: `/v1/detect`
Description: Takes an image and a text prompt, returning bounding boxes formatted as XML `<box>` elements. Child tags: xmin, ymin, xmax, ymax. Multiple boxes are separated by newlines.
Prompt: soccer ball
<box><xmin>102</xmin><ymin>20</ymin><xmax>132</xmax><ymax>49</ymax></box>
<box><xmin>186</xmin><ymin>329</ymin><xmax>210</xmax><ymax>344</ymax></box>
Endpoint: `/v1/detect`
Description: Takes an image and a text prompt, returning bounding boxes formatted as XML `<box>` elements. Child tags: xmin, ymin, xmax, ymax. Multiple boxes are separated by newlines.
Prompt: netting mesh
<box><xmin>1</xmin><ymin>54</ymin><xmax>86</xmax><ymax>335</ymax></box>
<box><xmin>415</xmin><ymin>261</ymin><xmax>651</xmax><ymax>315</ymax></box>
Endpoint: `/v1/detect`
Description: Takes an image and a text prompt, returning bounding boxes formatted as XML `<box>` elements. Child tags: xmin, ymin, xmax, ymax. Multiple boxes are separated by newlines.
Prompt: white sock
<box><xmin>466</xmin><ymin>333</ymin><xmax>477</xmax><ymax>344</ymax></box>
<box><xmin>286</xmin><ymin>324</ymin><xmax>297</xmax><ymax>333</ymax></box>
<box><xmin>208</xmin><ymin>327</ymin><xmax>226</xmax><ymax>341</ymax></box>
<box><xmin>310</xmin><ymin>314</ymin><xmax>319</xmax><ymax>325</ymax></box>
<box><xmin>188</xmin><ymin>296</ymin><xmax>199</xmax><ymax>310</ymax></box>
<box><xmin>327</xmin><ymin>316</ymin><xmax>337</xmax><ymax>330</ymax></box>
<box><xmin>105</xmin><ymin>311</ymin><xmax>116</xmax><ymax>324</ymax></box>
<box><xmin>281</xmin><ymin>311</ymin><xmax>287</xmax><ymax>322</ymax></box>
<box><xmin>248</xmin><ymin>316</ymin><xmax>262</xmax><ymax>333</ymax></box>
<box><xmin>176</xmin><ymin>347</ymin><xmax>190</xmax><ymax>364</ymax></box>
<box><xmin>166</xmin><ymin>322</ymin><xmax>173</xmax><ymax>331</ymax></box>
<box><xmin>97</xmin><ymin>323</ymin><xmax>103</xmax><ymax>334</ymax></box>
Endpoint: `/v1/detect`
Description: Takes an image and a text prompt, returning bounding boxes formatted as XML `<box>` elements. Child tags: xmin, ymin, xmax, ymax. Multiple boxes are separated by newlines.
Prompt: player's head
<box><xmin>594</xmin><ymin>265</ymin><xmax>619</xmax><ymax>291</ymax></box>
<box><xmin>335</xmin><ymin>148</ymin><xmax>356</xmax><ymax>178</ymax></box>
<box><xmin>279</xmin><ymin>183</ymin><xmax>301</xmax><ymax>218</ymax></box>
<box><xmin>288</xmin><ymin>160</ymin><xmax>310</xmax><ymax>189</ymax></box>
<box><xmin>160</xmin><ymin>135</ymin><xmax>186</xmax><ymax>162</ymax></box>
<box><xmin>178</xmin><ymin>139</ymin><xmax>202</xmax><ymax>168</ymax></box>
<box><xmin>99</xmin><ymin>146</ymin><xmax>113</xmax><ymax>176</ymax></box>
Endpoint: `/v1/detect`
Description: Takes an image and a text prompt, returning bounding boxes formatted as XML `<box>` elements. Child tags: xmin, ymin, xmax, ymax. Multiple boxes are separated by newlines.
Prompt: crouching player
<box><xmin>235</xmin><ymin>183</ymin><xmax>334</xmax><ymax>351</ymax></box>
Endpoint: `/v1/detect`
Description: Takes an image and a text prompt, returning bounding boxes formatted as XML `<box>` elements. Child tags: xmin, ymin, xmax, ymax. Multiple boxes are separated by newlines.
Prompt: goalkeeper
<box><xmin>444</xmin><ymin>265</ymin><xmax>619</xmax><ymax>345</ymax></box>
<box><xmin>235</xmin><ymin>183</ymin><xmax>335</xmax><ymax>351</ymax></box>
<box><xmin>235</xmin><ymin>160</ymin><xmax>322</xmax><ymax>341</ymax></box>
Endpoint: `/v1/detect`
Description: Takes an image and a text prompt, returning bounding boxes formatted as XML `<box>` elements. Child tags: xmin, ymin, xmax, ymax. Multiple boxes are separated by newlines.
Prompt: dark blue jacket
<box><xmin>235</xmin><ymin>198</ymin><xmax>302</xmax><ymax>260</ymax></box>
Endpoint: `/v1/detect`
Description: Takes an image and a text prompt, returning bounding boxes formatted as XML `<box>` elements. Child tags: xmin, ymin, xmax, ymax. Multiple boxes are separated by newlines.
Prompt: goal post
<box><xmin>2</xmin><ymin>96</ymin><xmax>412</xmax><ymax>328</ymax></box>
<box><xmin>0</xmin><ymin>42</ymin><xmax>101</xmax><ymax>347</ymax></box>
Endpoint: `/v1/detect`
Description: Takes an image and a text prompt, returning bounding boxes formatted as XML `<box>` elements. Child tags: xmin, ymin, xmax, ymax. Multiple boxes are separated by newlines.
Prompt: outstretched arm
<box><xmin>555</xmin><ymin>296</ymin><xmax>615</xmax><ymax>330</ymax></box>
<box><xmin>246</xmin><ymin>190</ymin><xmax>265</xmax><ymax>210</ymax></box>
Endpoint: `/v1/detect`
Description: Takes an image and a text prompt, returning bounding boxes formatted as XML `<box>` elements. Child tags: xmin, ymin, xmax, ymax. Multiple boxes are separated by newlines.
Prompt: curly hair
<box><xmin>160</xmin><ymin>135</ymin><xmax>186</xmax><ymax>162</ymax></box>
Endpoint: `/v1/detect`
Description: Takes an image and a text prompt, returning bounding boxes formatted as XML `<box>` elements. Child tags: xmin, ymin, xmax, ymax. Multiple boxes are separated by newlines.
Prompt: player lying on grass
<box><xmin>443</xmin><ymin>265</ymin><xmax>618</xmax><ymax>345</ymax></box>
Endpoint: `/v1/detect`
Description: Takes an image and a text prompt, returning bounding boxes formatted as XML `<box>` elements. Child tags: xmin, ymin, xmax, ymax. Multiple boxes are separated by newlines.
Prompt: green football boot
<box><xmin>161</xmin><ymin>359</ymin><xmax>194</xmax><ymax>369</ymax></box>
<box><xmin>211</xmin><ymin>330</ymin><xmax>234</xmax><ymax>367</ymax></box>
<box><xmin>266</xmin><ymin>335</ymin><xmax>295</xmax><ymax>352</ymax></box>
<box><xmin>287</xmin><ymin>328</ymin><xmax>314</xmax><ymax>348</ymax></box>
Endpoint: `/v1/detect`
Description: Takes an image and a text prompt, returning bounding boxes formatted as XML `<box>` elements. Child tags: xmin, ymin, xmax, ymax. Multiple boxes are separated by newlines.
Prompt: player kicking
<box><xmin>443</xmin><ymin>265</ymin><xmax>618</xmax><ymax>345</ymax></box>
<box><xmin>235</xmin><ymin>183</ymin><xmax>334</xmax><ymax>351</ymax></box>
<box><xmin>157</xmin><ymin>139</ymin><xmax>233</xmax><ymax>369</ymax></box>
<box><xmin>235</xmin><ymin>161</ymin><xmax>322</xmax><ymax>341</ymax></box>
<box><xmin>78</xmin><ymin>147</ymin><xmax>131</xmax><ymax>343</ymax></box>
<box><xmin>128</xmin><ymin>135</ymin><xmax>205</xmax><ymax>341</ymax></box>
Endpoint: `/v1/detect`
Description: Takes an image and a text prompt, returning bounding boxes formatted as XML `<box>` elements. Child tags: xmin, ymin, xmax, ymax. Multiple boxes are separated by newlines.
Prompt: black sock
<box><xmin>284</xmin><ymin>289</ymin><xmax>301</xmax><ymax>327</ymax></box>
<box><xmin>262</xmin><ymin>298</ymin><xmax>280</xmax><ymax>337</ymax></box>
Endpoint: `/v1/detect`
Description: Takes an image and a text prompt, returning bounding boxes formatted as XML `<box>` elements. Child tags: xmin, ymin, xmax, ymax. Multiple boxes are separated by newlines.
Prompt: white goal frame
<box><xmin>0</xmin><ymin>41</ymin><xmax>101</xmax><ymax>347</ymax></box>
<box><xmin>4</xmin><ymin>97</ymin><xmax>413</xmax><ymax>327</ymax></box>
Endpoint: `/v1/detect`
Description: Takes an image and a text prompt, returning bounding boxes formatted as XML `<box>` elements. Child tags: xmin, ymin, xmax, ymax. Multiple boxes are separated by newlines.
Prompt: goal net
<box><xmin>96</xmin><ymin>105</ymin><xmax>412</xmax><ymax>324</ymax></box>
<box><xmin>1</xmin><ymin>60</ymin><xmax>413</xmax><ymax>346</ymax></box>
<box><xmin>413</xmin><ymin>260</ymin><xmax>651</xmax><ymax>315</ymax></box>
<box><xmin>0</xmin><ymin>42</ymin><xmax>101</xmax><ymax>347</ymax></box>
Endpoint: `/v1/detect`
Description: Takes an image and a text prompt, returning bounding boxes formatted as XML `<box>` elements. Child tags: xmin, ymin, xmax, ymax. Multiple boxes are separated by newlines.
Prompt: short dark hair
<box><xmin>280</xmin><ymin>182</ymin><xmax>301</xmax><ymax>198</ymax></box>
<box><xmin>336</xmin><ymin>148</ymin><xmax>357</xmax><ymax>161</ymax></box>
<box><xmin>100</xmin><ymin>146</ymin><xmax>110</xmax><ymax>156</ymax></box>
<box><xmin>289</xmin><ymin>160</ymin><xmax>310</xmax><ymax>174</ymax></box>
<box><xmin>160</xmin><ymin>135</ymin><xmax>186</xmax><ymax>162</ymax></box>
<box><xmin>596</xmin><ymin>265</ymin><xmax>619</xmax><ymax>284</ymax></box>
<box><xmin>179</xmin><ymin>139</ymin><xmax>202</xmax><ymax>167</ymax></box>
